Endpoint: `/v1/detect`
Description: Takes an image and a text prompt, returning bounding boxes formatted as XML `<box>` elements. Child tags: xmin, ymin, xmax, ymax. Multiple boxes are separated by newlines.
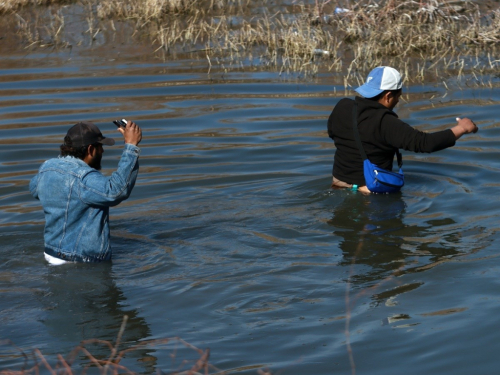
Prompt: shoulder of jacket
<box><xmin>78</xmin><ymin>168</ymin><xmax>106</xmax><ymax>186</ymax></box>
<box><xmin>333</xmin><ymin>98</ymin><xmax>354</xmax><ymax>112</ymax></box>
<box><xmin>339</xmin><ymin>97</ymin><xmax>354</xmax><ymax>105</ymax></box>
<box><xmin>41</xmin><ymin>157</ymin><xmax>91</xmax><ymax>177</ymax></box>
<box><xmin>381</xmin><ymin>109</ymin><xmax>400</xmax><ymax>122</ymax></box>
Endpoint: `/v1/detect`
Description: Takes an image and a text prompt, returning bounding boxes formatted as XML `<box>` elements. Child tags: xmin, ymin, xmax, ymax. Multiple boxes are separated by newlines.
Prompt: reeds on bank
<box><xmin>1</xmin><ymin>0</ymin><xmax>499</xmax><ymax>83</ymax></box>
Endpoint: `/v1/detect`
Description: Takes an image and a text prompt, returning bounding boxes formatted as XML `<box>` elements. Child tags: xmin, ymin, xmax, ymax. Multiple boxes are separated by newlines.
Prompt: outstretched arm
<box><xmin>383</xmin><ymin>115</ymin><xmax>477</xmax><ymax>153</ymax></box>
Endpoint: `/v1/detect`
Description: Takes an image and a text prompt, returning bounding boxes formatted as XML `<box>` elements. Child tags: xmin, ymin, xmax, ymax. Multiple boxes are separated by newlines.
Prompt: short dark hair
<box><xmin>368</xmin><ymin>88</ymin><xmax>402</xmax><ymax>101</ymax></box>
<box><xmin>60</xmin><ymin>136</ymin><xmax>95</xmax><ymax>159</ymax></box>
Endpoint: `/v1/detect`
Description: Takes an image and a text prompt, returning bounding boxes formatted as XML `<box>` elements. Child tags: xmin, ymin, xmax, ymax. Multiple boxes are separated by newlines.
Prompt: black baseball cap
<box><xmin>64</xmin><ymin>122</ymin><xmax>115</xmax><ymax>148</ymax></box>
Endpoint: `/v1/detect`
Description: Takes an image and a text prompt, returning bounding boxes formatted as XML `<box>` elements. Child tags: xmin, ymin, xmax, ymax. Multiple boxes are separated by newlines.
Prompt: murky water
<box><xmin>1</xmin><ymin>47</ymin><xmax>500</xmax><ymax>375</ymax></box>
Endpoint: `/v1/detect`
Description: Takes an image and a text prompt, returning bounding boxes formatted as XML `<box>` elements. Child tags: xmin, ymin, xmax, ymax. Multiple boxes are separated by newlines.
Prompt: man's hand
<box><xmin>452</xmin><ymin>117</ymin><xmax>478</xmax><ymax>140</ymax></box>
<box><xmin>117</xmin><ymin>120</ymin><xmax>142</xmax><ymax>146</ymax></box>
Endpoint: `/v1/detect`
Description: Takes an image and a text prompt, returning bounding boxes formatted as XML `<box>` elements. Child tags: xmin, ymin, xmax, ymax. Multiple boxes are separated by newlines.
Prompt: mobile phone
<box><xmin>113</xmin><ymin>119</ymin><xmax>127</xmax><ymax>128</ymax></box>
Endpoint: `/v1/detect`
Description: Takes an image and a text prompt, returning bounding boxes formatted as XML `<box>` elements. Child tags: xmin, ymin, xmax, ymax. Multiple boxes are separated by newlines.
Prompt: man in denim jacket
<box><xmin>30</xmin><ymin>120</ymin><xmax>142</xmax><ymax>264</ymax></box>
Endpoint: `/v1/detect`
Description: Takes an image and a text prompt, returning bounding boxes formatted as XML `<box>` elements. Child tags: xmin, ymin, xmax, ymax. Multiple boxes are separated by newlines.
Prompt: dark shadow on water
<box><xmin>39</xmin><ymin>262</ymin><xmax>156</xmax><ymax>373</ymax></box>
<box><xmin>327</xmin><ymin>191</ymin><xmax>462</xmax><ymax>290</ymax></box>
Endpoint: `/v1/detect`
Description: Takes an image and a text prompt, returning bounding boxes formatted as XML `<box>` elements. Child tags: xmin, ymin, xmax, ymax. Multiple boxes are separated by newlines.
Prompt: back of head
<box><xmin>355</xmin><ymin>66</ymin><xmax>402</xmax><ymax>99</ymax></box>
<box><xmin>60</xmin><ymin>122</ymin><xmax>115</xmax><ymax>159</ymax></box>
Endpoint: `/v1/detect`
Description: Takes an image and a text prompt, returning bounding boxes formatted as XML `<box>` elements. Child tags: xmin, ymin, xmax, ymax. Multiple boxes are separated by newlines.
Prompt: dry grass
<box><xmin>0</xmin><ymin>0</ymin><xmax>70</xmax><ymax>14</ymax></box>
<box><xmin>0</xmin><ymin>316</ymin><xmax>220</xmax><ymax>375</ymax></box>
<box><xmin>2</xmin><ymin>0</ymin><xmax>499</xmax><ymax>84</ymax></box>
<box><xmin>94</xmin><ymin>0</ymin><xmax>253</xmax><ymax>19</ymax></box>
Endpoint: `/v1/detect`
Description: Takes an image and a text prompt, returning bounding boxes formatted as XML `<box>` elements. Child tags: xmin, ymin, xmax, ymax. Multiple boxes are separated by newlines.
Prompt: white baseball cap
<box><xmin>355</xmin><ymin>66</ymin><xmax>402</xmax><ymax>98</ymax></box>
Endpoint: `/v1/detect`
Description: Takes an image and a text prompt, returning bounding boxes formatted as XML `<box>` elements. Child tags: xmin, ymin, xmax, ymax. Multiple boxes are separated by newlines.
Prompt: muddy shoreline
<box><xmin>0</xmin><ymin>0</ymin><xmax>499</xmax><ymax>85</ymax></box>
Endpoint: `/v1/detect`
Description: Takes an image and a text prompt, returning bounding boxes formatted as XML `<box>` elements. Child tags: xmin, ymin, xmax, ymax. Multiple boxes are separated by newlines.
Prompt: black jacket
<box><xmin>327</xmin><ymin>96</ymin><xmax>456</xmax><ymax>185</ymax></box>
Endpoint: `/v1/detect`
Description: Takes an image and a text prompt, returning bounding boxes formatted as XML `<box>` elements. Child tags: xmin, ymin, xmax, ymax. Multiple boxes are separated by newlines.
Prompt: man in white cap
<box><xmin>30</xmin><ymin>120</ymin><xmax>142</xmax><ymax>264</ymax></box>
<box><xmin>327</xmin><ymin>66</ymin><xmax>478</xmax><ymax>193</ymax></box>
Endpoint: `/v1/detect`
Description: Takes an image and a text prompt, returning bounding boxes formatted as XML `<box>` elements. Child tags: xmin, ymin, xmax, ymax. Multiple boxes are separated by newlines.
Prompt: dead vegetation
<box><xmin>0</xmin><ymin>0</ymin><xmax>71</xmax><ymax>14</ymax></box>
<box><xmin>0</xmin><ymin>316</ymin><xmax>219</xmax><ymax>375</ymax></box>
<box><xmin>2</xmin><ymin>0</ymin><xmax>499</xmax><ymax>84</ymax></box>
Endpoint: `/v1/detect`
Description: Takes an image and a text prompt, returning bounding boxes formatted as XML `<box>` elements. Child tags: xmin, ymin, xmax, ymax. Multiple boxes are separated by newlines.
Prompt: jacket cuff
<box><xmin>124</xmin><ymin>143</ymin><xmax>141</xmax><ymax>155</ymax></box>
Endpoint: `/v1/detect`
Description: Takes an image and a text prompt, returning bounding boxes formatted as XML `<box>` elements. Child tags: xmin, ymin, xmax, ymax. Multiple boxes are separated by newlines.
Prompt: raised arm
<box><xmin>79</xmin><ymin>120</ymin><xmax>143</xmax><ymax>207</ymax></box>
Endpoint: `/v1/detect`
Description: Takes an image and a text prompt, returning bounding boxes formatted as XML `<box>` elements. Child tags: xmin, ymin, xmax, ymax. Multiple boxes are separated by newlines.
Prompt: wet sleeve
<box><xmin>78</xmin><ymin>144</ymin><xmax>140</xmax><ymax>207</ymax></box>
<box><xmin>381</xmin><ymin>115</ymin><xmax>456</xmax><ymax>153</ymax></box>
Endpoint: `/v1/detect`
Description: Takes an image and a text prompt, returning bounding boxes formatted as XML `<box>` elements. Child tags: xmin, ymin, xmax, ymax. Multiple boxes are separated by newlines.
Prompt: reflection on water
<box><xmin>1</xmin><ymin>49</ymin><xmax>500</xmax><ymax>375</ymax></box>
<box><xmin>328</xmin><ymin>192</ymin><xmax>470</xmax><ymax>287</ymax></box>
<box><xmin>40</xmin><ymin>263</ymin><xmax>155</xmax><ymax>372</ymax></box>
<box><xmin>0</xmin><ymin>248</ymin><xmax>154</xmax><ymax>372</ymax></box>
<box><xmin>329</xmin><ymin>193</ymin><xmax>409</xmax><ymax>283</ymax></box>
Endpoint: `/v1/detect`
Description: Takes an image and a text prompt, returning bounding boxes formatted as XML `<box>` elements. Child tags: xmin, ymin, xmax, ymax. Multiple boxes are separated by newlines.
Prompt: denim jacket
<box><xmin>29</xmin><ymin>143</ymin><xmax>140</xmax><ymax>262</ymax></box>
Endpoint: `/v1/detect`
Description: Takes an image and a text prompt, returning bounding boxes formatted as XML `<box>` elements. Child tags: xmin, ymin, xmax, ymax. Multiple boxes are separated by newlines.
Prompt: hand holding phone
<box><xmin>113</xmin><ymin>119</ymin><xmax>142</xmax><ymax>146</ymax></box>
<box><xmin>113</xmin><ymin>119</ymin><xmax>127</xmax><ymax>128</ymax></box>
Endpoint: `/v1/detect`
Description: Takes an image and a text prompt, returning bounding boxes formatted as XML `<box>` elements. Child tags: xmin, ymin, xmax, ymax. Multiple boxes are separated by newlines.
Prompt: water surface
<box><xmin>1</xmin><ymin>48</ymin><xmax>500</xmax><ymax>375</ymax></box>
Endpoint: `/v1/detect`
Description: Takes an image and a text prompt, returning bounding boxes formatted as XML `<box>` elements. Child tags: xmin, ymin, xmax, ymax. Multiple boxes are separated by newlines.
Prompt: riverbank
<box><xmin>1</xmin><ymin>0</ymin><xmax>499</xmax><ymax>84</ymax></box>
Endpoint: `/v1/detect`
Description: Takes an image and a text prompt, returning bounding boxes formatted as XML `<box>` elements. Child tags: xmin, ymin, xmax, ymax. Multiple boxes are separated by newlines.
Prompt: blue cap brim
<box><xmin>355</xmin><ymin>85</ymin><xmax>384</xmax><ymax>99</ymax></box>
